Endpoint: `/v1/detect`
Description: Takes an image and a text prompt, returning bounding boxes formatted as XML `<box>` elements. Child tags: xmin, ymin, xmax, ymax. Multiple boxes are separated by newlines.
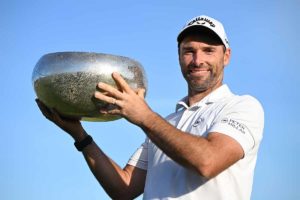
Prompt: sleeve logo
<box><xmin>221</xmin><ymin>118</ymin><xmax>246</xmax><ymax>134</ymax></box>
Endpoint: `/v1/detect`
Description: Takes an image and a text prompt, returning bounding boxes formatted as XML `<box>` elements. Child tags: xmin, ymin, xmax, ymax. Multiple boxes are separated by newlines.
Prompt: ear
<box><xmin>223</xmin><ymin>48</ymin><xmax>231</xmax><ymax>66</ymax></box>
<box><xmin>178</xmin><ymin>46</ymin><xmax>183</xmax><ymax>66</ymax></box>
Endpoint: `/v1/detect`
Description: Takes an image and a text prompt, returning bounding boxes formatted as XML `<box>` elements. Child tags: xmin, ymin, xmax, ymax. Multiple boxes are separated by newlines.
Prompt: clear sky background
<box><xmin>1</xmin><ymin>0</ymin><xmax>299</xmax><ymax>199</ymax></box>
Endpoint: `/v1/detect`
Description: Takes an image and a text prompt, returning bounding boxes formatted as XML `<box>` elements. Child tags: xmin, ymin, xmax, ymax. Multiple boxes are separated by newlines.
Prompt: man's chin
<box><xmin>189</xmin><ymin>76</ymin><xmax>217</xmax><ymax>90</ymax></box>
<box><xmin>189</xmin><ymin>83</ymin><xmax>210</xmax><ymax>93</ymax></box>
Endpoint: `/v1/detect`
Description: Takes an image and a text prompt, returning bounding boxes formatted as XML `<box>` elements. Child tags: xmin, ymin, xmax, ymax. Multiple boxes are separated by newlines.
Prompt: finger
<box><xmin>97</xmin><ymin>82</ymin><xmax>124</xmax><ymax>100</ymax></box>
<box><xmin>50</xmin><ymin>107</ymin><xmax>66</xmax><ymax>120</ymax></box>
<box><xmin>52</xmin><ymin>107</ymin><xmax>80</xmax><ymax>122</ymax></box>
<box><xmin>94</xmin><ymin>91</ymin><xmax>119</xmax><ymax>105</ymax></box>
<box><xmin>35</xmin><ymin>99</ymin><xmax>53</xmax><ymax>119</ymax></box>
<box><xmin>35</xmin><ymin>99</ymin><xmax>64</xmax><ymax>122</ymax></box>
<box><xmin>100</xmin><ymin>108</ymin><xmax>122</xmax><ymax>116</ymax></box>
<box><xmin>112</xmin><ymin>72</ymin><xmax>133</xmax><ymax>93</ymax></box>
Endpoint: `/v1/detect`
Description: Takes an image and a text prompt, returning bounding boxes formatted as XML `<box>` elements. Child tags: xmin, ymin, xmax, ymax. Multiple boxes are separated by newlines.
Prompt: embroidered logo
<box><xmin>193</xmin><ymin>118</ymin><xmax>204</xmax><ymax>127</ymax></box>
<box><xmin>221</xmin><ymin>118</ymin><xmax>246</xmax><ymax>134</ymax></box>
<box><xmin>187</xmin><ymin>17</ymin><xmax>216</xmax><ymax>28</ymax></box>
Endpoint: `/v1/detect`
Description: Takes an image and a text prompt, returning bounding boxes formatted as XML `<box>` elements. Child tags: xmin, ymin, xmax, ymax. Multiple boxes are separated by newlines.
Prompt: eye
<box><xmin>203</xmin><ymin>47</ymin><xmax>215</xmax><ymax>54</ymax></box>
<box><xmin>183</xmin><ymin>48</ymin><xmax>194</xmax><ymax>55</ymax></box>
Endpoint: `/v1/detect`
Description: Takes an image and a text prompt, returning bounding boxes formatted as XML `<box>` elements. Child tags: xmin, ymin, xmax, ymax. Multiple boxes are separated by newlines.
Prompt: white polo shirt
<box><xmin>128</xmin><ymin>85</ymin><xmax>264</xmax><ymax>200</ymax></box>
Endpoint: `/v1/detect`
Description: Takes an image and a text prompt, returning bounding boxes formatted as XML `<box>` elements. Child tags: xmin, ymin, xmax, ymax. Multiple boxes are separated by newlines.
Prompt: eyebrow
<box><xmin>182</xmin><ymin>46</ymin><xmax>194</xmax><ymax>51</ymax></box>
<box><xmin>203</xmin><ymin>46</ymin><xmax>217</xmax><ymax>50</ymax></box>
<box><xmin>181</xmin><ymin>45</ymin><xmax>217</xmax><ymax>51</ymax></box>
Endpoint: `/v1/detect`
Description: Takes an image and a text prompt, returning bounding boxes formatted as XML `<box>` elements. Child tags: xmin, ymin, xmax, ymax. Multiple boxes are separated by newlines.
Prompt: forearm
<box><xmin>67</xmin><ymin>128</ymin><xmax>126</xmax><ymax>185</ymax></box>
<box><xmin>80</xmin><ymin>143</ymin><xmax>128</xmax><ymax>197</ymax></box>
<box><xmin>64</xmin><ymin>129</ymin><xmax>145</xmax><ymax>199</ymax></box>
<box><xmin>68</xmin><ymin>131</ymin><xmax>144</xmax><ymax>199</ymax></box>
<box><xmin>140</xmin><ymin>111</ymin><xmax>214</xmax><ymax>177</ymax></box>
<box><xmin>75</xmin><ymin>140</ymin><xmax>144</xmax><ymax>199</ymax></box>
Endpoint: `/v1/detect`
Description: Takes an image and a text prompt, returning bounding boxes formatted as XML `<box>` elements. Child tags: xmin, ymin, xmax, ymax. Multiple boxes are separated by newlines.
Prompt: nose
<box><xmin>192</xmin><ymin>51</ymin><xmax>205</xmax><ymax>67</ymax></box>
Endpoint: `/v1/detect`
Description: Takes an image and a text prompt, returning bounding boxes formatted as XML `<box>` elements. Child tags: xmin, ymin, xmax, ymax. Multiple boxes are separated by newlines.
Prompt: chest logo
<box><xmin>193</xmin><ymin>118</ymin><xmax>204</xmax><ymax>127</ymax></box>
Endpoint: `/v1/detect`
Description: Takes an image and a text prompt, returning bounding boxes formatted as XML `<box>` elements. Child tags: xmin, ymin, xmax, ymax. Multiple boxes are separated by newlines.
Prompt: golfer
<box><xmin>37</xmin><ymin>15</ymin><xmax>264</xmax><ymax>200</ymax></box>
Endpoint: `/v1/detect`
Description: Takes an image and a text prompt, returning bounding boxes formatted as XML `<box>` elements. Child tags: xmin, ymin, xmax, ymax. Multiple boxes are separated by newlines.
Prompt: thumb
<box><xmin>137</xmin><ymin>88</ymin><xmax>146</xmax><ymax>99</ymax></box>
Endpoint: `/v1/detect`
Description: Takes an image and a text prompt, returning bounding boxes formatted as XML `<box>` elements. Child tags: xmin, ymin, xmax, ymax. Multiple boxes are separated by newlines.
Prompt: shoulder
<box><xmin>214</xmin><ymin>94</ymin><xmax>265</xmax><ymax>133</ymax></box>
<box><xmin>219</xmin><ymin>94</ymin><xmax>265</xmax><ymax>138</ymax></box>
<box><xmin>228</xmin><ymin>95</ymin><xmax>264</xmax><ymax>116</ymax></box>
<box><xmin>210</xmin><ymin>94</ymin><xmax>264</xmax><ymax>153</ymax></box>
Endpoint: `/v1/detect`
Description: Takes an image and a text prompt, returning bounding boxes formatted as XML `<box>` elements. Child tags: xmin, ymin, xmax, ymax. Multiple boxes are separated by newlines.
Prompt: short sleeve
<box><xmin>209</xmin><ymin>95</ymin><xmax>264</xmax><ymax>155</ymax></box>
<box><xmin>127</xmin><ymin>138</ymin><xmax>149</xmax><ymax>170</ymax></box>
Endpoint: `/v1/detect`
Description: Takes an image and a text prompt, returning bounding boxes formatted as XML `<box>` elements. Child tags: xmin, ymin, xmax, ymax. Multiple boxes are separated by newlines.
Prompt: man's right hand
<box><xmin>35</xmin><ymin>99</ymin><xmax>87</xmax><ymax>141</ymax></box>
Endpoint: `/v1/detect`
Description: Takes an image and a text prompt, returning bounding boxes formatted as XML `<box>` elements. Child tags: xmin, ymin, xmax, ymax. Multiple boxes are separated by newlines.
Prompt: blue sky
<box><xmin>1</xmin><ymin>0</ymin><xmax>299</xmax><ymax>199</ymax></box>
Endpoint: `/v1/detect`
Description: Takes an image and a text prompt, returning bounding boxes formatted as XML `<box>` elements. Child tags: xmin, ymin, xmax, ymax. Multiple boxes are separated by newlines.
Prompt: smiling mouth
<box><xmin>189</xmin><ymin>68</ymin><xmax>210</xmax><ymax>76</ymax></box>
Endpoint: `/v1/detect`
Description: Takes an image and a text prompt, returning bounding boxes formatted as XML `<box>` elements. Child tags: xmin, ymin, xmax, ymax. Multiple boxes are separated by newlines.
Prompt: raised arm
<box><xmin>95</xmin><ymin>73</ymin><xmax>244</xmax><ymax>179</ymax></box>
<box><xmin>35</xmin><ymin>99</ymin><xmax>146</xmax><ymax>199</ymax></box>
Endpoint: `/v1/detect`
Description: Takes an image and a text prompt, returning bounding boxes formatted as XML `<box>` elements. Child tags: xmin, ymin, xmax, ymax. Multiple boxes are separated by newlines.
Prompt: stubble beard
<box><xmin>185</xmin><ymin>67</ymin><xmax>224</xmax><ymax>94</ymax></box>
<box><xmin>187</xmin><ymin>73</ymin><xmax>216</xmax><ymax>93</ymax></box>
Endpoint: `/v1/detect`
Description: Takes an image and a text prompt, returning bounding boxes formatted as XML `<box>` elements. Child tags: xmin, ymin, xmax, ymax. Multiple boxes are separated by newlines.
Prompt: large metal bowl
<box><xmin>32</xmin><ymin>52</ymin><xmax>147</xmax><ymax>122</ymax></box>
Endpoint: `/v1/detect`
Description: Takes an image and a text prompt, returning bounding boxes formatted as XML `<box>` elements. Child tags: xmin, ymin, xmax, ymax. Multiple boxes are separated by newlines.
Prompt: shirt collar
<box><xmin>176</xmin><ymin>84</ymin><xmax>233</xmax><ymax>112</ymax></box>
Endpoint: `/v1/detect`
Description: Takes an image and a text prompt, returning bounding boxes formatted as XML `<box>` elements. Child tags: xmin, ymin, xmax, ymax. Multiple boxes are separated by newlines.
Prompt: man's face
<box><xmin>179</xmin><ymin>33</ymin><xmax>231</xmax><ymax>94</ymax></box>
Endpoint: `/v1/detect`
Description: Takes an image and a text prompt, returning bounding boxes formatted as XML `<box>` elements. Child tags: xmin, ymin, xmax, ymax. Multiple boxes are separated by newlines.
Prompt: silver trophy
<box><xmin>32</xmin><ymin>52</ymin><xmax>147</xmax><ymax>121</ymax></box>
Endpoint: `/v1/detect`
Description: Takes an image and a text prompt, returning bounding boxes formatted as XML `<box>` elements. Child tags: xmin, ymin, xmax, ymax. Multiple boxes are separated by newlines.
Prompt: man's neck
<box><xmin>187</xmin><ymin>83</ymin><xmax>223</xmax><ymax>106</ymax></box>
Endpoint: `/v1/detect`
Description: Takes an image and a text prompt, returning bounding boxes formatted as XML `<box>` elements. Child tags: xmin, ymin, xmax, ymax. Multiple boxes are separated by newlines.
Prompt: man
<box><xmin>36</xmin><ymin>15</ymin><xmax>264</xmax><ymax>200</ymax></box>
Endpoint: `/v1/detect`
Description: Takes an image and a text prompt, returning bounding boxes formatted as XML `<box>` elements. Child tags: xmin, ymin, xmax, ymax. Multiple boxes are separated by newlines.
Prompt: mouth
<box><xmin>189</xmin><ymin>67</ymin><xmax>210</xmax><ymax>76</ymax></box>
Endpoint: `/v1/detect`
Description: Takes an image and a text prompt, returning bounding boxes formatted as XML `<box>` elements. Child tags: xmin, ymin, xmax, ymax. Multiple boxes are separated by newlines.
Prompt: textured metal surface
<box><xmin>32</xmin><ymin>52</ymin><xmax>147</xmax><ymax>121</ymax></box>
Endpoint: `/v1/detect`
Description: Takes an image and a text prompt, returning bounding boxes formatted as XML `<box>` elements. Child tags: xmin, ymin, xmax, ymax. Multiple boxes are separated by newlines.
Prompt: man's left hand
<box><xmin>94</xmin><ymin>72</ymin><xmax>152</xmax><ymax>126</ymax></box>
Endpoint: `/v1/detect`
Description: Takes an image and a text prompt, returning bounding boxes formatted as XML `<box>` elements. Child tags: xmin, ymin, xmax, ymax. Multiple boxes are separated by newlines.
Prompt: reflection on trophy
<box><xmin>32</xmin><ymin>52</ymin><xmax>147</xmax><ymax>121</ymax></box>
